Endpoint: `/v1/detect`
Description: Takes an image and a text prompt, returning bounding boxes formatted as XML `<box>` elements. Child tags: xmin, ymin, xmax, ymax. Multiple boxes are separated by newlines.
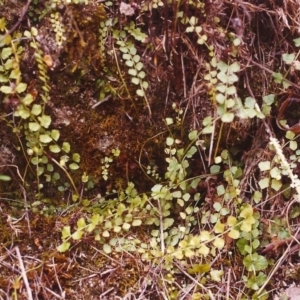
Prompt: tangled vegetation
<box><xmin>1</xmin><ymin>0</ymin><xmax>300</xmax><ymax>299</ymax></box>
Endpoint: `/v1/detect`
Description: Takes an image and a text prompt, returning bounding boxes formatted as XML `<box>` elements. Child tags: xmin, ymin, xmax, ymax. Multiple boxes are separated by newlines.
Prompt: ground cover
<box><xmin>1</xmin><ymin>0</ymin><xmax>300</xmax><ymax>299</ymax></box>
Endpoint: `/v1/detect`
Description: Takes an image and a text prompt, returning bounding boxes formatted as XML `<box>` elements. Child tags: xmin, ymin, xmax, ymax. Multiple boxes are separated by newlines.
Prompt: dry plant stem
<box><xmin>16</xmin><ymin>132</ymin><xmax>35</xmax><ymax>177</ymax></box>
<box><xmin>52</xmin><ymin>257</ymin><xmax>64</xmax><ymax>296</ymax></box>
<box><xmin>136</xmin><ymin>279</ymin><xmax>148</xmax><ymax>300</ymax></box>
<box><xmin>164</xmin><ymin>80</ymin><xmax>170</xmax><ymax>110</ymax></box>
<box><xmin>0</xmin><ymin>163</ymin><xmax>25</xmax><ymax>185</ymax></box>
<box><xmin>250</xmin><ymin>59</ymin><xmax>300</xmax><ymax>91</ymax></box>
<box><xmin>208</xmin><ymin>115</ymin><xmax>217</xmax><ymax>166</ymax></box>
<box><xmin>0</xmin><ymin>0</ymin><xmax>31</xmax><ymax>43</ymax></box>
<box><xmin>0</xmin><ymin>156</ymin><xmax>31</xmax><ymax>236</ymax></box>
<box><xmin>260</xmin><ymin>233</ymin><xmax>300</xmax><ymax>255</ymax></box>
<box><xmin>214</xmin><ymin>121</ymin><xmax>223</xmax><ymax>160</ymax></box>
<box><xmin>157</xmin><ymin>198</ymin><xmax>165</xmax><ymax>254</ymax></box>
<box><xmin>0</xmin><ymin>260</ymin><xmax>21</xmax><ymax>272</ymax></box>
<box><xmin>14</xmin><ymin>246</ymin><xmax>33</xmax><ymax>300</ymax></box>
<box><xmin>91</xmin><ymin>94</ymin><xmax>112</xmax><ymax>109</ymax></box>
<box><xmin>159</xmin><ymin>270</ymin><xmax>171</xmax><ymax>300</ymax></box>
<box><xmin>43</xmin><ymin>286</ymin><xmax>65</xmax><ymax>299</ymax></box>
<box><xmin>181</xmin><ymin>68</ymin><xmax>201</xmax><ymax>132</ymax></box>
<box><xmin>112</xmin><ymin>44</ymin><xmax>139</xmax><ymax>114</ymax></box>
<box><xmin>226</xmin><ymin>268</ymin><xmax>231</xmax><ymax>300</ymax></box>
<box><xmin>20</xmin><ymin>184</ymin><xmax>31</xmax><ymax>237</ymax></box>
<box><xmin>71</xmin><ymin>272</ymin><xmax>98</xmax><ymax>283</ymax></box>
<box><xmin>181</xmin><ymin>48</ymin><xmax>187</xmax><ymax>98</ymax></box>
<box><xmin>100</xmin><ymin>287</ymin><xmax>115</xmax><ymax>298</ymax></box>
<box><xmin>47</xmin><ymin>155</ymin><xmax>79</xmax><ymax>196</ymax></box>
<box><xmin>177</xmin><ymin>282</ymin><xmax>194</xmax><ymax>299</ymax></box>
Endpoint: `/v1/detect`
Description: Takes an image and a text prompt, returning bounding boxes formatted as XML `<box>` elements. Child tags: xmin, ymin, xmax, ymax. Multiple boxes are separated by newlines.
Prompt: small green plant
<box><xmin>0</xmin><ymin>18</ymin><xmax>24</xmax><ymax>93</ymax></box>
<box><xmin>56</xmin><ymin>115</ymin><xmax>271</xmax><ymax>298</ymax></box>
<box><xmin>101</xmin><ymin>148</ymin><xmax>120</xmax><ymax>181</ymax></box>
<box><xmin>146</xmin><ymin>163</ymin><xmax>161</xmax><ymax>181</ymax></box>
<box><xmin>56</xmin><ymin>121</ymin><xmax>210</xmax><ymax>253</ymax></box>
<box><xmin>3</xmin><ymin>1</ymin><xmax>300</xmax><ymax>298</ymax></box>
<box><xmin>272</xmin><ymin>37</ymin><xmax>300</xmax><ymax>89</ymax></box>
<box><xmin>0</xmin><ymin>23</ymin><xmax>80</xmax><ymax>197</ymax></box>
<box><xmin>205</xmin><ymin>58</ymin><xmax>241</xmax><ymax>122</ymax></box>
<box><xmin>49</xmin><ymin>11</ymin><xmax>66</xmax><ymax>47</ymax></box>
<box><xmin>113</xmin><ymin>24</ymin><xmax>150</xmax><ymax>115</ymax></box>
<box><xmin>236</xmin><ymin>204</ymin><xmax>269</xmax><ymax>289</ymax></box>
<box><xmin>185</xmin><ymin>16</ymin><xmax>208</xmax><ymax>46</ymax></box>
<box><xmin>97</xmin><ymin>14</ymin><xmax>150</xmax><ymax>114</ymax></box>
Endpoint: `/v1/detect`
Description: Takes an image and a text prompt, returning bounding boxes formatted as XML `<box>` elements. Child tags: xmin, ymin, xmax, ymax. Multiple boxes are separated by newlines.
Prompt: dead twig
<box><xmin>250</xmin><ymin>59</ymin><xmax>300</xmax><ymax>91</ymax></box>
<box><xmin>14</xmin><ymin>246</ymin><xmax>33</xmax><ymax>300</ymax></box>
<box><xmin>0</xmin><ymin>0</ymin><xmax>31</xmax><ymax>42</ymax></box>
<box><xmin>258</xmin><ymin>228</ymin><xmax>300</xmax><ymax>295</ymax></box>
<box><xmin>260</xmin><ymin>233</ymin><xmax>300</xmax><ymax>255</ymax></box>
